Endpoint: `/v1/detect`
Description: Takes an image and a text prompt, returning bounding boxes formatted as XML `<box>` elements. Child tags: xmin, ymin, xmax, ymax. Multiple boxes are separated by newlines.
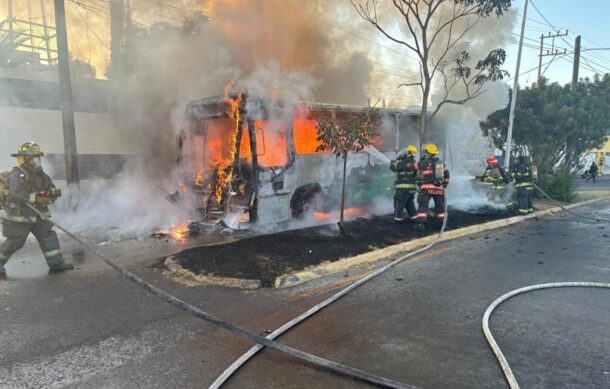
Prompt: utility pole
<box><xmin>572</xmin><ymin>35</ymin><xmax>581</xmax><ymax>90</ymax></box>
<box><xmin>505</xmin><ymin>0</ymin><xmax>528</xmax><ymax>169</ymax></box>
<box><xmin>7</xmin><ymin>0</ymin><xmax>13</xmax><ymax>34</ymax></box>
<box><xmin>53</xmin><ymin>0</ymin><xmax>80</xmax><ymax>187</ymax></box>
<box><xmin>537</xmin><ymin>30</ymin><xmax>568</xmax><ymax>85</ymax></box>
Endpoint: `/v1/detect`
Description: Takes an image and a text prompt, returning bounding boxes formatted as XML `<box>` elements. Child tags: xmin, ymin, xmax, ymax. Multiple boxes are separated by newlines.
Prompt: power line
<box><xmin>70</xmin><ymin>0</ymin><xmax>148</xmax><ymax>29</ymax></box>
<box><xmin>329</xmin><ymin>48</ymin><xmax>417</xmax><ymax>81</ymax></box>
<box><xmin>530</xmin><ymin>0</ymin><xmax>608</xmax><ymax>76</ymax></box>
<box><xmin>505</xmin><ymin>52</ymin><xmax>572</xmax><ymax>83</ymax></box>
<box><xmin>87</xmin><ymin>0</ymin><xmax>186</xmax><ymax>24</ymax></box>
<box><xmin>369</xmin><ymin>85</ymin><xmax>412</xmax><ymax>98</ymax></box>
<box><xmin>148</xmin><ymin>0</ymin><xmax>199</xmax><ymax>16</ymax></box>
<box><xmin>330</xmin><ymin>24</ymin><xmax>420</xmax><ymax>61</ymax></box>
<box><xmin>70</xmin><ymin>0</ymin><xmax>109</xmax><ymax>50</ymax></box>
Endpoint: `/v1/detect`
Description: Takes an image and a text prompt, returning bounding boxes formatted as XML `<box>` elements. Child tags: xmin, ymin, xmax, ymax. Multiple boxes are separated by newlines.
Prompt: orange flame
<box><xmin>239</xmin><ymin>120</ymin><xmax>288</xmax><ymax>167</ymax></box>
<box><xmin>214</xmin><ymin>93</ymin><xmax>242</xmax><ymax>201</ymax></box>
<box><xmin>294</xmin><ymin>109</ymin><xmax>325</xmax><ymax>155</ymax></box>
<box><xmin>170</xmin><ymin>223</ymin><xmax>190</xmax><ymax>242</ymax></box>
<box><xmin>313</xmin><ymin>208</ymin><xmax>368</xmax><ymax>221</ymax></box>
<box><xmin>195</xmin><ymin>169</ymin><xmax>205</xmax><ymax>186</ymax></box>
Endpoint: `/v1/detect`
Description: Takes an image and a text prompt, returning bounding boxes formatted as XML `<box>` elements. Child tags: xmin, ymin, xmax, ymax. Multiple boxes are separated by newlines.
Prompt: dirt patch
<box><xmin>169</xmin><ymin>207</ymin><xmax>512</xmax><ymax>287</ymax></box>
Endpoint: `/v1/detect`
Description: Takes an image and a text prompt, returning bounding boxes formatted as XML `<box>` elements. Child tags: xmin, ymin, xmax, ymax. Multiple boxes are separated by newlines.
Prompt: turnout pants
<box><xmin>393</xmin><ymin>189</ymin><xmax>417</xmax><ymax>221</ymax></box>
<box><xmin>516</xmin><ymin>185</ymin><xmax>534</xmax><ymax>214</ymax></box>
<box><xmin>488</xmin><ymin>184</ymin><xmax>509</xmax><ymax>204</ymax></box>
<box><xmin>0</xmin><ymin>219</ymin><xmax>65</xmax><ymax>268</ymax></box>
<box><xmin>417</xmin><ymin>190</ymin><xmax>446</xmax><ymax>224</ymax></box>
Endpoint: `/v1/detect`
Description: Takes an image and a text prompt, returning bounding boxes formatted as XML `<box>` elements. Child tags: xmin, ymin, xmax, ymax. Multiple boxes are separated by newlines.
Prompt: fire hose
<box><xmin>213</xmin><ymin>183</ymin><xmax>610</xmax><ymax>388</ymax></box>
<box><xmin>22</xmin><ymin>202</ymin><xmax>411</xmax><ymax>389</ymax></box>
<box><xmin>482</xmin><ymin>282</ymin><xmax>610</xmax><ymax>389</ymax></box>
<box><xmin>210</xmin><ymin>207</ymin><xmax>449</xmax><ymax>388</ymax></box>
<box><xmin>480</xmin><ymin>185</ymin><xmax>610</xmax><ymax>389</ymax></box>
<box><xmin>532</xmin><ymin>183</ymin><xmax>610</xmax><ymax>223</ymax></box>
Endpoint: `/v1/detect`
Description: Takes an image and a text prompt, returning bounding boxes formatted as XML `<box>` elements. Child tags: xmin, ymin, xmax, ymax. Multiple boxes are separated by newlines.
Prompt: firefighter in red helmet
<box><xmin>480</xmin><ymin>156</ymin><xmax>510</xmax><ymax>204</ymax></box>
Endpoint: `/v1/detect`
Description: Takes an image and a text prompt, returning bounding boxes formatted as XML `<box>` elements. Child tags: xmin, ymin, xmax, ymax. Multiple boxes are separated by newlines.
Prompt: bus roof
<box><xmin>185</xmin><ymin>95</ymin><xmax>421</xmax><ymax>120</ymax></box>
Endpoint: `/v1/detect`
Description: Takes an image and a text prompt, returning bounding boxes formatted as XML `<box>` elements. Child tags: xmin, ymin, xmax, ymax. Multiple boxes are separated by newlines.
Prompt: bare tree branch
<box><xmin>352</xmin><ymin>0</ymin><xmax>511</xmax><ymax>146</ymax></box>
<box><xmin>351</xmin><ymin>1</ymin><xmax>422</xmax><ymax>58</ymax></box>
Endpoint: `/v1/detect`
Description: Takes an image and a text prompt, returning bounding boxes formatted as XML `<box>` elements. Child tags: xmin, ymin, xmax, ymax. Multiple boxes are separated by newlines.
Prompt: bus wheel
<box><xmin>291</xmin><ymin>187</ymin><xmax>323</xmax><ymax>219</ymax></box>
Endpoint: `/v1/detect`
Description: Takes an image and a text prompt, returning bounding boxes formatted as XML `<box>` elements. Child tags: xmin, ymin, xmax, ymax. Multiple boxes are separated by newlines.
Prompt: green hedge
<box><xmin>538</xmin><ymin>168</ymin><xmax>577</xmax><ymax>202</ymax></box>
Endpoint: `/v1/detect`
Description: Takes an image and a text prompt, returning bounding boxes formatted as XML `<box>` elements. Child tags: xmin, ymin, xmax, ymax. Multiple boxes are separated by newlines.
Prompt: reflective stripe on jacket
<box><xmin>390</xmin><ymin>156</ymin><xmax>417</xmax><ymax>190</ymax></box>
<box><xmin>2</xmin><ymin>166</ymin><xmax>55</xmax><ymax>224</ymax></box>
<box><xmin>416</xmin><ymin>157</ymin><xmax>450</xmax><ymax>194</ymax></box>
<box><xmin>511</xmin><ymin>162</ymin><xmax>533</xmax><ymax>187</ymax></box>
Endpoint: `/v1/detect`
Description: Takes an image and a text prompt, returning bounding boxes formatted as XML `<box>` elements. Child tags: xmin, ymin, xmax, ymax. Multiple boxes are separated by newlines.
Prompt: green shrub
<box><xmin>538</xmin><ymin>168</ymin><xmax>577</xmax><ymax>202</ymax></box>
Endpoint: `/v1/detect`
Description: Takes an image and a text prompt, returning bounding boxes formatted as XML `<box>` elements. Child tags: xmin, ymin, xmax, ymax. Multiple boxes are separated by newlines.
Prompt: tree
<box><xmin>480</xmin><ymin>75</ymin><xmax>610</xmax><ymax>176</ymax></box>
<box><xmin>352</xmin><ymin>0</ymin><xmax>511</xmax><ymax>151</ymax></box>
<box><xmin>316</xmin><ymin>109</ymin><xmax>379</xmax><ymax>234</ymax></box>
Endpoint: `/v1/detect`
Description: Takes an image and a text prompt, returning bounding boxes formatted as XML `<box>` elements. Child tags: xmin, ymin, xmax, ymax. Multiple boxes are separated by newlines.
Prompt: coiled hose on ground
<box><xmin>482</xmin><ymin>282</ymin><xmax>610</xmax><ymax>389</ymax></box>
<box><xmin>483</xmin><ymin>185</ymin><xmax>610</xmax><ymax>388</ymax></box>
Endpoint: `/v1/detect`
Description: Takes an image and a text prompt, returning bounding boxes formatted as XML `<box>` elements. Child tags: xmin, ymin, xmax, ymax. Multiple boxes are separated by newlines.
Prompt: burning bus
<box><xmin>173</xmin><ymin>94</ymin><xmax>420</xmax><ymax>229</ymax></box>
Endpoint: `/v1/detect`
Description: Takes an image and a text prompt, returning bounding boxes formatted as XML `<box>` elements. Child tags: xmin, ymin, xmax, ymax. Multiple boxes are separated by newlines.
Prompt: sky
<box><xmin>2</xmin><ymin>0</ymin><xmax>609</xmax><ymax>102</ymax></box>
<box><xmin>506</xmin><ymin>0</ymin><xmax>610</xmax><ymax>87</ymax></box>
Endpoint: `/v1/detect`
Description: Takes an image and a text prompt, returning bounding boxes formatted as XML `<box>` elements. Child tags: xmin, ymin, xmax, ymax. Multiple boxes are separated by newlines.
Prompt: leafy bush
<box><xmin>538</xmin><ymin>168</ymin><xmax>577</xmax><ymax>202</ymax></box>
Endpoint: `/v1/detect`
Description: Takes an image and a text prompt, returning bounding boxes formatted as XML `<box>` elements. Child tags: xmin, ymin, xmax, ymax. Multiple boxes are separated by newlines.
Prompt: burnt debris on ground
<box><xmin>169</xmin><ymin>208</ymin><xmax>511</xmax><ymax>287</ymax></box>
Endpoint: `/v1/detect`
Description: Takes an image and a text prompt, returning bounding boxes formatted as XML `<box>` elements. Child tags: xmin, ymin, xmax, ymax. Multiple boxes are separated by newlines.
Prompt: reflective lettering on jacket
<box><xmin>416</xmin><ymin>157</ymin><xmax>450</xmax><ymax>194</ymax></box>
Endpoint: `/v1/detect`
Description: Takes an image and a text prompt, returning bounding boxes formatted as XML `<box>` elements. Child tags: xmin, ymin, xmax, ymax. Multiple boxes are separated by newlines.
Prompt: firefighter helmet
<box><xmin>11</xmin><ymin>142</ymin><xmax>45</xmax><ymax>157</ymax></box>
<box><xmin>486</xmin><ymin>157</ymin><xmax>498</xmax><ymax>165</ymax></box>
<box><xmin>406</xmin><ymin>144</ymin><xmax>417</xmax><ymax>155</ymax></box>
<box><xmin>424</xmin><ymin>144</ymin><xmax>439</xmax><ymax>155</ymax></box>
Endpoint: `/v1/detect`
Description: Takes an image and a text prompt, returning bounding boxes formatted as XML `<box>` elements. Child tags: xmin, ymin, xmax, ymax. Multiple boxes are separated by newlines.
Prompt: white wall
<box><xmin>0</xmin><ymin>106</ymin><xmax>136</xmax><ymax>168</ymax></box>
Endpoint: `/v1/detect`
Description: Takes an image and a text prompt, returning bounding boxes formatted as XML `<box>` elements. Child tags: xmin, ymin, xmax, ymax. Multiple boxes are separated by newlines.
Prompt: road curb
<box><xmin>273</xmin><ymin>195</ymin><xmax>610</xmax><ymax>289</ymax></box>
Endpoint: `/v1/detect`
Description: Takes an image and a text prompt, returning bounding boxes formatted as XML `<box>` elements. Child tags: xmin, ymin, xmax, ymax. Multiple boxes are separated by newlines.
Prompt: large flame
<box><xmin>213</xmin><ymin>93</ymin><xmax>242</xmax><ymax>202</ymax></box>
<box><xmin>293</xmin><ymin>109</ymin><xmax>325</xmax><ymax>155</ymax></box>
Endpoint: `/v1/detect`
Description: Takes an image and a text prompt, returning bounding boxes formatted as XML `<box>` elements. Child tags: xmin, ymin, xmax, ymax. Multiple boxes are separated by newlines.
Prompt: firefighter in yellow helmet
<box><xmin>389</xmin><ymin>145</ymin><xmax>418</xmax><ymax>222</ymax></box>
<box><xmin>0</xmin><ymin>142</ymin><xmax>73</xmax><ymax>279</ymax></box>
<box><xmin>415</xmin><ymin>144</ymin><xmax>450</xmax><ymax>230</ymax></box>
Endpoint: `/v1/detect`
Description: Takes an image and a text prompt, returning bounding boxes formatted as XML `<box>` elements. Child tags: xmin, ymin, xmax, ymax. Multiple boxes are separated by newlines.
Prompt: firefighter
<box><xmin>415</xmin><ymin>144</ymin><xmax>450</xmax><ymax>230</ymax></box>
<box><xmin>480</xmin><ymin>157</ymin><xmax>510</xmax><ymax>203</ymax></box>
<box><xmin>0</xmin><ymin>142</ymin><xmax>74</xmax><ymax>278</ymax></box>
<box><xmin>511</xmin><ymin>155</ymin><xmax>535</xmax><ymax>214</ymax></box>
<box><xmin>390</xmin><ymin>145</ymin><xmax>418</xmax><ymax>222</ymax></box>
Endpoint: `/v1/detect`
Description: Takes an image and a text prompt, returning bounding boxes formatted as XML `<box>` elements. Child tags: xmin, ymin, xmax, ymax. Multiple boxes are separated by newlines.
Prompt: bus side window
<box><xmin>293</xmin><ymin>117</ymin><xmax>327</xmax><ymax>155</ymax></box>
<box><xmin>242</xmin><ymin>121</ymin><xmax>289</xmax><ymax>167</ymax></box>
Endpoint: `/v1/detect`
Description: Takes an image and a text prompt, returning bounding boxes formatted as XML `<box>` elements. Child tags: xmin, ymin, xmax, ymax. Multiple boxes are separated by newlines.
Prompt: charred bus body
<box><xmin>175</xmin><ymin>95</ymin><xmax>420</xmax><ymax>229</ymax></box>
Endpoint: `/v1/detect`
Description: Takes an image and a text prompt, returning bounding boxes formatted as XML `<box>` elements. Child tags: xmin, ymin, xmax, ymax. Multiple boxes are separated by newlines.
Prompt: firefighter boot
<box><xmin>48</xmin><ymin>262</ymin><xmax>75</xmax><ymax>273</ymax></box>
<box><xmin>414</xmin><ymin>222</ymin><xmax>426</xmax><ymax>231</ymax></box>
<box><xmin>0</xmin><ymin>252</ymin><xmax>8</xmax><ymax>280</ymax></box>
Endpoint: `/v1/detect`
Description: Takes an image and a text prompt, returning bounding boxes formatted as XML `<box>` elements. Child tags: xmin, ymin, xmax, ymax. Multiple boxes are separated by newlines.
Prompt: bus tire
<box><xmin>291</xmin><ymin>184</ymin><xmax>323</xmax><ymax>219</ymax></box>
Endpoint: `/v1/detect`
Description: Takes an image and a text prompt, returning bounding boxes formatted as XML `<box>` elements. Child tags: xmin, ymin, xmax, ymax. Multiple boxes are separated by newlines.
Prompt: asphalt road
<box><xmin>576</xmin><ymin>176</ymin><xmax>610</xmax><ymax>191</ymax></box>
<box><xmin>1</xmin><ymin>200</ymin><xmax>610</xmax><ymax>388</ymax></box>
